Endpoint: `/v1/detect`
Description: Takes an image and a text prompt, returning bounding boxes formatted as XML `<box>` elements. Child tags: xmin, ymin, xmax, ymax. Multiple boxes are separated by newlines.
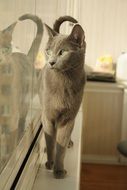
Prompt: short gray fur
<box><xmin>39</xmin><ymin>17</ymin><xmax>86</xmax><ymax>178</ymax></box>
<box><xmin>0</xmin><ymin>14</ymin><xmax>43</xmax><ymax>141</ymax></box>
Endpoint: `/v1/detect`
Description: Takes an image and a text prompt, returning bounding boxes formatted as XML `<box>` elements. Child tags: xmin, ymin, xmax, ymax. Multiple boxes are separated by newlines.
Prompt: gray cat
<box><xmin>54</xmin><ymin>16</ymin><xmax>78</xmax><ymax>148</ymax></box>
<box><xmin>39</xmin><ymin>16</ymin><xmax>86</xmax><ymax>178</ymax></box>
<box><xmin>0</xmin><ymin>14</ymin><xmax>43</xmax><ymax>144</ymax></box>
<box><xmin>17</xmin><ymin>14</ymin><xmax>43</xmax><ymax>136</ymax></box>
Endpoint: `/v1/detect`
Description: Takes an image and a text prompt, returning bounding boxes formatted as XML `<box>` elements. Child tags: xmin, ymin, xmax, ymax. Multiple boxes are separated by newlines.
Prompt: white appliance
<box><xmin>116</xmin><ymin>53</ymin><xmax>127</xmax><ymax>81</ymax></box>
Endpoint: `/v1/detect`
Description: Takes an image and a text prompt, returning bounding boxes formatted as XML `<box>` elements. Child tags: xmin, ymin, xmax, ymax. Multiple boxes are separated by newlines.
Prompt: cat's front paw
<box><xmin>53</xmin><ymin>169</ymin><xmax>67</xmax><ymax>179</ymax></box>
<box><xmin>45</xmin><ymin>161</ymin><xmax>54</xmax><ymax>170</ymax></box>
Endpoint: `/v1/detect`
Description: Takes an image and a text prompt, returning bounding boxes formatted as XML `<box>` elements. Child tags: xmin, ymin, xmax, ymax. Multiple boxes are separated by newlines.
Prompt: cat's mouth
<box><xmin>48</xmin><ymin>62</ymin><xmax>57</xmax><ymax>70</ymax></box>
<box><xmin>49</xmin><ymin>65</ymin><xmax>55</xmax><ymax>69</ymax></box>
<box><xmin>47</xmin><ymin>62</ymin><xmax>82</xmax><ymax>72</ymax></box>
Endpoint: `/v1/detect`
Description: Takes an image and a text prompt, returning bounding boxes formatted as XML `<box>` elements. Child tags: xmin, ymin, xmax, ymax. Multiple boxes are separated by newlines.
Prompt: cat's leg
<box><xmin>43</xmin><ymin>119</ymin><xmax>56</xmax><ymax>170</ymax></box>
<box><xmin>54</xmin><ymin>120</ymin><xmax>74</xmax><ymax>179</ymax></box>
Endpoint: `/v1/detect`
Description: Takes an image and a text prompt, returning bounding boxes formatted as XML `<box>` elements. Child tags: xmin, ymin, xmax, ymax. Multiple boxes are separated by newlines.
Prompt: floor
<box><xmin>80</xmin><ymin>163</ymin><xmax>127</xmax><ymax>190</ymax></box>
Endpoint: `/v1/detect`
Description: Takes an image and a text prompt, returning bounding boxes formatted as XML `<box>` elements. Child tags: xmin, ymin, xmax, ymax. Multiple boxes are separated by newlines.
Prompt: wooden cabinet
<box><xmin>82</xmin><ymin>81</ymin><xmax>125</xmax><ymax>164</ymax></box>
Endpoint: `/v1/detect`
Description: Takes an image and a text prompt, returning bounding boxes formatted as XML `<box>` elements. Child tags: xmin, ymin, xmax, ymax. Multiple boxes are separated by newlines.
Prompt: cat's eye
<box><xmin>58</xmin><ymin>49</ymin><xmax>66</xmax><ymax>56</ymax></box>
<box><xmin>45</xmin><ymin>49</ymin><xmax>52</xmax><ymax>56</ymax></box>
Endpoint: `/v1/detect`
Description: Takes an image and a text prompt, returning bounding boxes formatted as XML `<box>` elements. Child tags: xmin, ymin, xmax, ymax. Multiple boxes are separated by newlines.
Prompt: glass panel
<box><xmin>0</xmin><ymin>0</ymin><xmax>42</xmax><ymax>174</ymax></box>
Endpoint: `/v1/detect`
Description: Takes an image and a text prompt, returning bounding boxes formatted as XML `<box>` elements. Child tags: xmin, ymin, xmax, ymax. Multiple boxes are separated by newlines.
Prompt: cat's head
<box><xmin>45</xmin><ymin>23</ymin><xmax>86</xmax><ymax>72</ymax></box>
<box><xmin>0</xmin><ymin>22</ymin><xmax>17</xmax><ymax>56</ymax></box>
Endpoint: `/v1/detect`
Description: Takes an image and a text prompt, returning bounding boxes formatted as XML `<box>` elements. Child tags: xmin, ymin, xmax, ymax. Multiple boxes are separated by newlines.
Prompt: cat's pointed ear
<box><xmin>45</xmin><ymin>23</ymin><xmax>58</xmax><ymax>38</ymax></box>
<box><xmin>68</xmin><ymin>24</ymin><xmax>85</xmax><ymax>47</ymax></box>
<box><xmin>2</xmin><ymin>22</ymin><xmax>17</xmax><ymax>35</ymax></box>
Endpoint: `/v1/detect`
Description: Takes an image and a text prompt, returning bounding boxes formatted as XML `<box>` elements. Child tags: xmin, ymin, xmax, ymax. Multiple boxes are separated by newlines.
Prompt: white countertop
<box><xmin>32</xmin><ymin>111</ymin><xmax>82</xmax><ymax>190</ymax></box>
<box><xmin>86</xmin><ymin>80</ymin><xmax>125</xmax><ymax>89</ymax></box>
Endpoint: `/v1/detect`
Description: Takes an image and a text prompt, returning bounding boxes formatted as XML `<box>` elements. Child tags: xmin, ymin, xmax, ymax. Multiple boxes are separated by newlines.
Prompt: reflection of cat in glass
<box><xmin>0</xmin><ymin>14</ymin><xmax>43</xmax><ymax>156</ymax></box>
<box><xmin>39</xmin><ymin>16</ymin><xmax>86</xmax><ymax>178</ymax></box>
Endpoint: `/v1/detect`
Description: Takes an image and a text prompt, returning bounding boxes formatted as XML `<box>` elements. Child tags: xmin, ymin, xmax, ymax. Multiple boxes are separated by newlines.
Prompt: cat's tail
<box><xmin>53</xmin><ymin>16</ymin><xmax>78</xmax><ymax>33</ymax></box>
<box><xmin>19</xmin><ymin>14</ymin><xmax>43</xmax><ymax>62</ymax></box>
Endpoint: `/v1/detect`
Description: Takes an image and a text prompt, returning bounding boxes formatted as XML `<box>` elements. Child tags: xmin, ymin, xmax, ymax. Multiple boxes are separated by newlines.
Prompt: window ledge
<box><xmin>32</xmin><ymin>111</ymin><xmax>83</xmax><ymax>190</ymax></box>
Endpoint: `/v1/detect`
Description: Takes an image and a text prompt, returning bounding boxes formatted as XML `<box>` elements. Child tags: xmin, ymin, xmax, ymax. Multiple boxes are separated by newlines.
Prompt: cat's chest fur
<box><xmin>45</xmin><ymin>68</ymin><xmax>75</xmax><ymax>105</ymax></box>
<box><xmin>40</xmin><ymin>66</ymin><xmax>84</xmax><ymax>119</ymax></box>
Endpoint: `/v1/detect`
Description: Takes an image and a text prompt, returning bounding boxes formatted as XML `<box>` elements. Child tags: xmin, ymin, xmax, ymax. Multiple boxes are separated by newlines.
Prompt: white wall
<box><xmin>80</xmin><ymin>0</ymin><xmax>127</xmax><ymax>67</ymax></box>
<box><xmin>0</xmin><ymin>0</ymin><xmax>68</xmax><ymax>53</ymax></box>
<box><xmin>1</xmin><ymin>0</ymin><xmax>126</xmax><ymax>68</ymax></box>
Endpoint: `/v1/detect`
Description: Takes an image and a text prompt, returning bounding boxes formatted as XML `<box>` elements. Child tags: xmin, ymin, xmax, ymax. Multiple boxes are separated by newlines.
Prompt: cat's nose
<box><xmin>49</xmin><ymin>61</ymin><xmax>56</xmax><ymax>66</ymax></box>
